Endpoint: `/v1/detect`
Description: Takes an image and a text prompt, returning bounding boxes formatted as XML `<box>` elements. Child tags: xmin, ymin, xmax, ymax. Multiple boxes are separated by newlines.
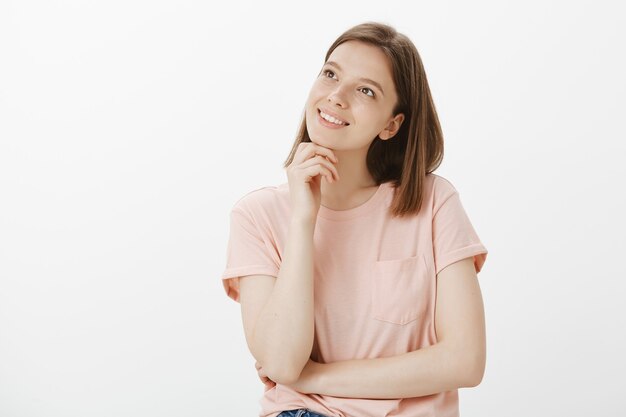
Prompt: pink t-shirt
<box><xmin>221</xmin><ymin>173</ymin><xmax>488</xmax><ymax>417</ymax></box>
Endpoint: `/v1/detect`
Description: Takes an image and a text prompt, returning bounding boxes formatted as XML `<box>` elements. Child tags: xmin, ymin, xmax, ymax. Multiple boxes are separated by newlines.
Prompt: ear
<box><xmin>378</xmin><ymin>113</ymin><xmax>405</xmax><ymax>140</ymax></box>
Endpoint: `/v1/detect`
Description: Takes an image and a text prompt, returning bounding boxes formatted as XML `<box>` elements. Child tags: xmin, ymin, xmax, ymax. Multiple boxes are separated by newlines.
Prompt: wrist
<box><xmin>290</xmin><ymin>214</ymin><xmax>316</xmax><ymax>226</ymax></box>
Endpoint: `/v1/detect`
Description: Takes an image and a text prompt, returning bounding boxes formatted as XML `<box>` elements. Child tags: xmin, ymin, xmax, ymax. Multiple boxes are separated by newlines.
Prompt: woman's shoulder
<box><xmin>230</xmin><ymin>182</ymin><xmax>289</xmax><ymax>216</ymax></box>
<box><xmin>427</xmin><ymin>172</ymin><xmax>458</xmax><ymax>197</ymax></box>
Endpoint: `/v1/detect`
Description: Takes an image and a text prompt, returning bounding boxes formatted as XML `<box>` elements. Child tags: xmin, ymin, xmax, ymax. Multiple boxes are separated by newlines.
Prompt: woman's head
<box><xmin>305</xmin><ymin>40</ymin><xmax>405</xmax><ymax>153</ymax></box>
<box><xmin>284</xmin><ymin>21</ymin><xmax>445</xmax><ymax>217</ymax></box>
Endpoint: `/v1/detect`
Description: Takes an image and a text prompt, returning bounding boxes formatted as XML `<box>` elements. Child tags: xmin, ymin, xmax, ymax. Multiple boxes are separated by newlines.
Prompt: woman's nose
<box><xmin>327</xmin><ymin>86</ymin><xmax>347</xmax><ymax>108</ymax></box>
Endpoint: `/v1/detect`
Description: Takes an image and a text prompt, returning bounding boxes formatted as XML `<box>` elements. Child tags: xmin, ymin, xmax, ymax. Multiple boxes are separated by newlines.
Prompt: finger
<box><xmin>298</xmin><ymin>155</ymin><xmax>339</xmax><ymax>181</ymax></box>
<box><xmin>294</xmin><ymin>142</ymin><xmax>338</xmax><ymax>165</ymax></box>
<box><xmin>299</xmin><ymin>165</ymin><xmax>335</xmax><ymax>184</ymax></box>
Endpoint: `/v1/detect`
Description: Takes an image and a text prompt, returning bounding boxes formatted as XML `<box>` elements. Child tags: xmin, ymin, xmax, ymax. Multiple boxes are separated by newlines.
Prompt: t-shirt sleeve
<box><xmin>432</xmin><ymin>186</ymin><xmax>488</xmax><ymax>276</ymax></box>
<box><xmin>221</xmin><ymin>206</ymin><xmax>280</xmax><ymax>303</ymax></box>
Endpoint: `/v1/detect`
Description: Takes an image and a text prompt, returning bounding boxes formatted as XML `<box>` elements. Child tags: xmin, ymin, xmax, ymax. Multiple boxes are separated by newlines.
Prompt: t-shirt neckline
<box><xmin>317</xmin><ymin>182</ymin><xmax>390</xmax><ymax>221</ymax></box>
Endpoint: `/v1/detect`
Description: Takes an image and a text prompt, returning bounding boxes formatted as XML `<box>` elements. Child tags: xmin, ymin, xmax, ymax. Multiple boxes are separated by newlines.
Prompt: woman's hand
<box><xmin>285</xmin><ymin>142</ymin><xmax>340</xmax><ymax>222</ymax></box>
<box><xmin>255</xmin><ymin>358</ymin><xmax>323</xmax><ymax>394</ymax></box>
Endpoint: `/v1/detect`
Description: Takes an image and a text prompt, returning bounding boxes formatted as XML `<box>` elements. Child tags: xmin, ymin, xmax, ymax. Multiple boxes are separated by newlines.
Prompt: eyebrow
<box><xmin>323</xmin><ymin>61</ymin><xmax>385</xmax><ymax>97</ymax></box>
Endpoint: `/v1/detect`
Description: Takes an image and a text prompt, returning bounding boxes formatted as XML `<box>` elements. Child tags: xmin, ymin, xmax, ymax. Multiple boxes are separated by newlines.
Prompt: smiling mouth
<box><xmin>318</xmin><ymin>109</ymin><xmax>350</xmax><ymax>126</ymax></box>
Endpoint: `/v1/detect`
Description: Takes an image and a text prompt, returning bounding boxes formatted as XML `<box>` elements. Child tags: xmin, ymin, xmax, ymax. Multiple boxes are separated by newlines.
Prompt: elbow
<box><xmin>464</xmin><ymin>365</ymin><xmax>484</xmax><ymax>387</ymax></box>
<box><xmin>250</xmin><ymin>346</ymin><xmax>302</xmax><ymax>385</ymax></box>
<box><xmin>264</xmin><ymin>363</ymin><xmax>302</xmax><ymax>385</ymax></box>
<box><xmin>272</xmin><ymin>372</ymin><xmax>300</xmax><ymax>386</ymax></box>
<box><xmin>252</xmin><ymin>340</ymin><xmax>312</xmax><ymax>385</ymax></box>
<box><xmin>459</xmin><ymin>351</ymin><xmax>486</xmax><ymax>387</ymax></box>
<box><xmin>260</xmin><ymin>354</ymin><xmax>307</xmax><ymax>385</ymax></box>
<box><xmin>445</xmin><ymin>340</ymin><xmax>485</xmax><ymax>388</ymax></box>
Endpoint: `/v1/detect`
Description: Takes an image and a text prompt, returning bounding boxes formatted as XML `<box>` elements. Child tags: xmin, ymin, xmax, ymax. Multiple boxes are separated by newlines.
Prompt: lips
<box><xmin>317</xmin><ymin>109</ymin><xmax>348</xmax><ymax>129</ymax></box>
<box><xmin>318</xmin><ymin>108</ymin><xmax>350</xmax><ymax>125</ymax></box>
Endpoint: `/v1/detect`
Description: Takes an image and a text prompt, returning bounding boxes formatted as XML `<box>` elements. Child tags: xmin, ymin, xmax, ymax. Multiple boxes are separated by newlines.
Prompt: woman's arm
<box><xmin>245</xmin><ymin>144</ymin><xmax>339</xmax><ymax>385</ymax></box>
<box><xmin>287</xmin><ymin>257</ymin><xmax>486</xmax><ymax>398</ymax></box>
<box><xmin>247</xmin><ymin>216</ymin><xmax>316</xmax><ymax>385</ymax></box>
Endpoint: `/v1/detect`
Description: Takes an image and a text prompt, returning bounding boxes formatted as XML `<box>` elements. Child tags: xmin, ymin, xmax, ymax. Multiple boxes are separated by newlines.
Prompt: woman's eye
<box><xmin>322</xmin><ymin>70</ymin><xmax>375</xmax><ymax>98</ymax></box>
<box><xmin>360</xmin><ymin>87</ymin><xmax>375</xmax><ymax>98</ymax></box>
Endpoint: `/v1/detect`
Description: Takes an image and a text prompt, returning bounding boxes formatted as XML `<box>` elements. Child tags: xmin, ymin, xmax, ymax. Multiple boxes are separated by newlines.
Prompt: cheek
<box><xmin>354</xmin><ymin>105</ymin><xmax>377</xmax><ymax>123</ymax></box>
<box><xmin>306</xmin><ymin>84</ymin><xmax>324</xmax><ymax>105</ymax></box>
<box><xmin>363</xmin><ymin>113</ymin><xmax>390</xmax><ymax>134</ymax></box>
<box><xmin>309</xmin><ymin>82</ymin><xmax>330</xmax><ymax>99</ymax></box>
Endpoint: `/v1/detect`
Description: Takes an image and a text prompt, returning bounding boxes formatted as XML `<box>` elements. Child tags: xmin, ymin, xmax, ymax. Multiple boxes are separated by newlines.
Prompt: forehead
<box><xmin>327</xmin><ymin>41</ymin><xmax>394</xmax><ymax>85</ymax></box>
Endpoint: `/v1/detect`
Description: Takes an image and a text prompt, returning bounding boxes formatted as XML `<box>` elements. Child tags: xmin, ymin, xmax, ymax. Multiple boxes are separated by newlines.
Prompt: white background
<box><xmin>1</xmin><ymin>1</ymin><xmax>625</xmax><ymax>416</ymax></box>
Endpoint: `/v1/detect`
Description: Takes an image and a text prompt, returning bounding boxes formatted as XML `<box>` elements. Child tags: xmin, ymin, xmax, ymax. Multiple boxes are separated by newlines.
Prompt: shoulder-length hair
<box><xmin>282</xmin><ymin>21</ymin><xmax>445</xmax><ymax>218</ymax></box>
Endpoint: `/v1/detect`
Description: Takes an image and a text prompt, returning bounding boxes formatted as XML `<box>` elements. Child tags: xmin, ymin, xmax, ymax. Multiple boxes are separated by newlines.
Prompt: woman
<box><xmin>221</xmin><ymin>21</ymin><xmax>489</xmax><ymax>417</ymax></box>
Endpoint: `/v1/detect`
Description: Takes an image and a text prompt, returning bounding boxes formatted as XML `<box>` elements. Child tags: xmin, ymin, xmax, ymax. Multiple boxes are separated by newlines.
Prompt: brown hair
<box><xmin>282</xmin><ymin>21</ymin><xmax>445</xmax><ymax>218</ymax></box>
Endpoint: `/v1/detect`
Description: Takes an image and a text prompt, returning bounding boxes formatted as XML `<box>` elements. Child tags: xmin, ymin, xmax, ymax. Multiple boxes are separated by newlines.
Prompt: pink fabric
<box><xmin>221</xmin><ymin>173</ymin><xmax>488</xmax><ymax>417</ymax></box>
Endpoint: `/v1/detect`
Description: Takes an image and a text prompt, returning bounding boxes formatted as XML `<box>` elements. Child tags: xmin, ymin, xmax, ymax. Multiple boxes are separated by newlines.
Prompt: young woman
<box><xmin>221</xmin><ymin>21</ymin><xmax>489</xmax><ymax>417</ymax></box>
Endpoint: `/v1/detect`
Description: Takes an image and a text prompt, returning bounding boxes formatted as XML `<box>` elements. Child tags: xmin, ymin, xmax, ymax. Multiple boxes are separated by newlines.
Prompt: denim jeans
<box><xmin>276</xmin><ymin>408</ymin><xmax>333</xmax><ymax>417</ymax></box>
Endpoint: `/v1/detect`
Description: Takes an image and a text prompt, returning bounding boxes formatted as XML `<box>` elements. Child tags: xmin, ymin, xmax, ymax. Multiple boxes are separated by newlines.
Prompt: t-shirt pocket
<box><xmin>371</xmin><ymin>253</ymin><xmax>431</xmax><ymax>325</ymax></box>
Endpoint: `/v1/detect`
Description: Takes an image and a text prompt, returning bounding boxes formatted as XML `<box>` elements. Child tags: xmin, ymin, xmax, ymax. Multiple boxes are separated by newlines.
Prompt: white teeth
<box><xmin>320</xmin><ymin>111</ymin><xmax>346</xmax><ymax>125</ymax></box>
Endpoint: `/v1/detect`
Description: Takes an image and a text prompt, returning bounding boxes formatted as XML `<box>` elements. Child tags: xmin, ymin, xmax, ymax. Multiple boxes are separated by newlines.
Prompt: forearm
<box><xmin>252</xmin><ymin>216</ymin><xmax>315</xmax><ymax>383</ymax></box>
<box><xmin>312</xmin><ymin>342</ymin><xmax>474</xmax><ymax>399</ymax></box>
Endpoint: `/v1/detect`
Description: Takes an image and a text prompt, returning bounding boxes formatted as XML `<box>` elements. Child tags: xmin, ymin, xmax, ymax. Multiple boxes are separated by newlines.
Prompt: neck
<box><xmin>319</xmin><ymin>150</ymin><xmax>378</xmax><ymax>210</ymax></box>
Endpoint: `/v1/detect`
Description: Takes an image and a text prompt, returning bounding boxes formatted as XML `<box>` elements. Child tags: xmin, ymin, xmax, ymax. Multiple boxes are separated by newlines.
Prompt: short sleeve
<box><xmin>432</xmin><ymin>190</ymin><xmax>488</xmax><ymax>276</ymax></box>
<box><xmin>221</xmin><ymin>207</ymin><xmax>280</xmax><ymax>303</ymax></box>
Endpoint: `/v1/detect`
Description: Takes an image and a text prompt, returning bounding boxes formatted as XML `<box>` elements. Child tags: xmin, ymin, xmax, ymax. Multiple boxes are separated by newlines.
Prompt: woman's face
<box><xmin>305</xmin><ymin>40</ymin><xmax>404</xmax><ymax>151</ymax></box>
